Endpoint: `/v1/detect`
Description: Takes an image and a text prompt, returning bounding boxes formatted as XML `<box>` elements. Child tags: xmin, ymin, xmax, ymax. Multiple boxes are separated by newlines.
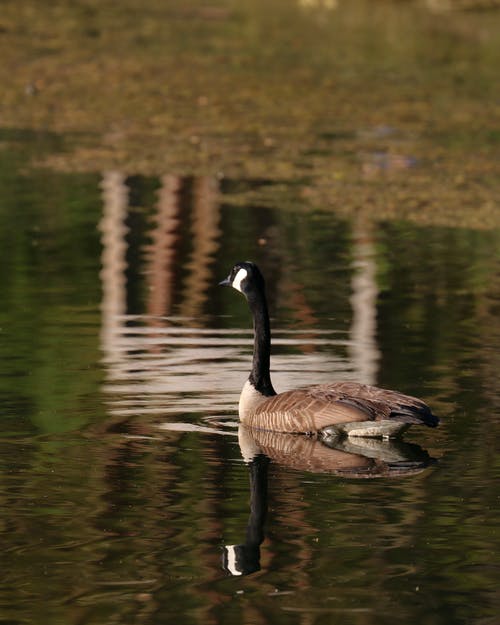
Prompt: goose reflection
<box><xmin>223</xmin><ymin>452</ymin><xmax>269</xmax><ymax>577</ymax></box>
<box><xmin>223</xmin><ymin>426</ymin><xmax>433</xmax><ymax>576</ymax></box>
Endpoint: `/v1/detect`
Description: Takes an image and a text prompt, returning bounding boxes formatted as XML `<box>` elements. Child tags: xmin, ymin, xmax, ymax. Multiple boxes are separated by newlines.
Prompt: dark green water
<box><xmin>1</xmin><ymin>0</ymin><xmax>500</xmax><ymax>622</ymax></box>
<box><xmin>0</xmin><ymin>163</ymin><xmax>499</xmax><ymax>625</ymax></box>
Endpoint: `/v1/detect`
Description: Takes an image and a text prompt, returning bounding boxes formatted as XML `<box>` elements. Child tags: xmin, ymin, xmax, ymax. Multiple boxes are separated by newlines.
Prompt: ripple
<box><xmin>101</xmin><ymin>317</ymin><xmax>357</xmax><ymax>419</ymax></box>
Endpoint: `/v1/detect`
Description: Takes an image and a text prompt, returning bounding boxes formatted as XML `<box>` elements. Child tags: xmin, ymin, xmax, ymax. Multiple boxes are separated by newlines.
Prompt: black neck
<box><xmin>247</xmin><ymin>288</ymin><xmax>276</xmax><ymax>397</ymax></box>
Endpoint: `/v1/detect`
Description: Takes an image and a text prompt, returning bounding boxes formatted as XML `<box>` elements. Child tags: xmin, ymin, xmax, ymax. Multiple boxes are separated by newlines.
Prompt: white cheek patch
<box><xmin>232</xmin><ymin>267</ymin><xmax>248</xmax><ymax>293</ymax></box>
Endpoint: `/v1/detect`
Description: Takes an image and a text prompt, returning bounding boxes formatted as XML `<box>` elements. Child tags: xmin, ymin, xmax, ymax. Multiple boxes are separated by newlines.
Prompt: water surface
<box><xmin>1</xmin><ymin>1</ymin><xmax>500</xmax><ymax>624</ymax></box>
<box><xmin>1</xmin><ymin>166</ymin><xmax>499</xmax><ymax>625</ymax></box>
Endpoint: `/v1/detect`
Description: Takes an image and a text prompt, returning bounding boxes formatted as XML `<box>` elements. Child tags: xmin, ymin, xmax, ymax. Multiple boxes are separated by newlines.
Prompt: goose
<box><xmin>219</xmin><ymin>261</ymin><xmax>439</xmax><ymax>438</ymax></box>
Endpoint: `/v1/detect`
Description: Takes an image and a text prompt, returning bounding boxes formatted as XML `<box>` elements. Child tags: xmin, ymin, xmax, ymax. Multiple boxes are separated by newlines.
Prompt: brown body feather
<box><xmin>240</xmin><ymin>381</ymin><xmax>436</xmax><ymax>434</ymax></box>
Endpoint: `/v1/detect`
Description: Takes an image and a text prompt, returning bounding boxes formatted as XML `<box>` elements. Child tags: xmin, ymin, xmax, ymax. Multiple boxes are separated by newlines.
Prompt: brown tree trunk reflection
<box><xmin>349</xmin><ymin>213</ymin><xmax>380</xmax><ymax>385</ymax></box>
<box><xmin>144</xmin><ymin>175</ymin><xmax>182</xmax><ymax>320</ymax></box>
<box><xmin>180</xmin><ymin>176</ymin><xmax>220</xmax><ymax>321</ymax></box>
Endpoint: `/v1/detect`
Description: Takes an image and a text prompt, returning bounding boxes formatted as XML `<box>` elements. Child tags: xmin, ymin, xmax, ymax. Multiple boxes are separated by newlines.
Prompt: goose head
<box><xmin>219</xmin><ymin>261</ymin><xmax>265</xmax><ymax>300</ymax></box>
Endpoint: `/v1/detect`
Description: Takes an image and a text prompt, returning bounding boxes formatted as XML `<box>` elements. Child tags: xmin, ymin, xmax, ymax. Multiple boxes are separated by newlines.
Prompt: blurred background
<box><xmin>0</xmin><ymin>1</ymin><xmax>499</xmax><ymax>624</ymax></box>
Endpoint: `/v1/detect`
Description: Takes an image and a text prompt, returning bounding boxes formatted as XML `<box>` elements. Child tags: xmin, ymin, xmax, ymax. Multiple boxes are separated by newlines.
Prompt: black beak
<box><xmin>219</xmin><ymin>275</ymin><xmax>232</xmax><ymax>287</ymax></box>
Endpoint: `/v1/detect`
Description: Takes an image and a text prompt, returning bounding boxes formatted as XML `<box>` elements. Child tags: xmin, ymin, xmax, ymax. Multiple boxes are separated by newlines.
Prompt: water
<box><xmin>2</xmin><ymin>1</ymin><xmax>500</xmax><ymax>623</ymax></box>
<box><xmin>1</xmin><ymin>166</ymin><xmax>499</xmax><ymax>625</ymax></box>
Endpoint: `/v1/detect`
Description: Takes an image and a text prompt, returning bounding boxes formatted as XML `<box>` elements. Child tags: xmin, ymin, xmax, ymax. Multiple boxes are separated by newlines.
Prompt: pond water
<box><xmin>1</xmin><ymin>165</ymin><xmax>499</xmax><ymax>625</ymax></box>
<box><xmin>2</xmin><ymin>1</ymin><xmax>500</xmax><ymax>624</ymax></box>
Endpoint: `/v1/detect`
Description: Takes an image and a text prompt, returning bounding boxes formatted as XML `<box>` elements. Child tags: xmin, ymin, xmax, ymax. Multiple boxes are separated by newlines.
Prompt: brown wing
<box><xmin>314</xmin><ymin>382</ymin><xmax>426</xmax><ymax>407</ymax></box>
<box><xmin>309</xmin><ymin>382</ymin><xmax>437</xmax><ymax>427</ymax></box>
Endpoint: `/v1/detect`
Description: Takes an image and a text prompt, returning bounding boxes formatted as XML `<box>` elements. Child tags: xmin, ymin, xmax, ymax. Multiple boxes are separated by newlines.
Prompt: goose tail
<box><xmin>391</xmin><ymin>406</ymin><xmax>439</xmax><ymax>428</ymax></box>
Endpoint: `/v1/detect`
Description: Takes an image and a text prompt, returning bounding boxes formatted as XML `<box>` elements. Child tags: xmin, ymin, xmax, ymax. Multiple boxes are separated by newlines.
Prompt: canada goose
<box><xmin>219</xmin><ymin>261</ymin><xmax>439</xmax><ymax>438</ymax></box>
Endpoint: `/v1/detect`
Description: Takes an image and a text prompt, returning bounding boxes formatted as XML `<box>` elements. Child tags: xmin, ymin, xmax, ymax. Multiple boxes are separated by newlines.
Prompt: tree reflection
<box><xmin>98</xmin><ymin>173</ymin><xmax>382</xmax><ymax>418</ymax></box>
